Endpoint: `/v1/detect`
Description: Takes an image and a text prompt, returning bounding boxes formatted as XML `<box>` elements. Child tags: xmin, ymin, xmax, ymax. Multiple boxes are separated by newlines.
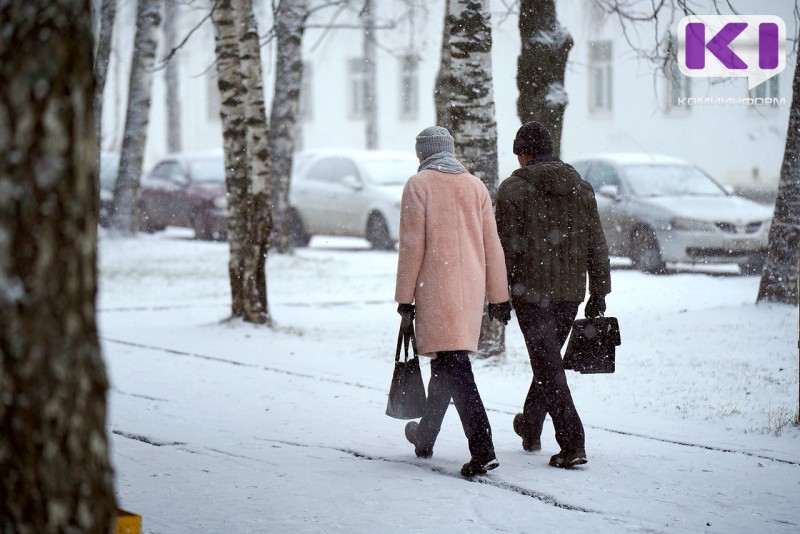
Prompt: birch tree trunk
<box><xmin>437</xmin><ymin>0</ymin><xmax>504</xmax><ymax>357</ymax></box>
<box><xmin>238</xmin><ymin>0</ymin><xmax>272</xmax><ymax>322</ymax></box>
<box><xmin>212</xmin><ymin>0</ymin><xmax>272</xmax><ymax>323</ymax></box>
<box><xmin>94</xmin><ymin>0</ymin><xmax>117</xmax><ymax>153</ymax></box>
<box><xmin>164</xmin><ymin>0</ymin><xmax>182</xmax><ymax>153</ymax></box>
<box><xmin>270</xmin><ymin>0</ymin><xmax>309</xmax><ymax>253</ymax></box>
<box><xmin>362</xmin><ymin>0</ymin><xmax>378</xmax><ymax>149</ymax></box>
<box><xmin>434</xmin><ymin>0</ymin><xmax>454</xmax><ymax>130</ymax></box>
<box><xmin>0</xmin><ymin>0</ymin><xmax>116</xmax><ymax>530</ymax></box>
<box><xmin>758</xmin><ymin>43</ymin><xmax>800</xmax><ymax>305</ymax></box>
<box><xmin>517</xmin><ymin>0</ymin><xmax>573</xmax><ymax>157</ymax></box>
<box><xmin>112</xmin><ymin>0</ymin><xmax>163</xmax><ymax>235</ymax></box>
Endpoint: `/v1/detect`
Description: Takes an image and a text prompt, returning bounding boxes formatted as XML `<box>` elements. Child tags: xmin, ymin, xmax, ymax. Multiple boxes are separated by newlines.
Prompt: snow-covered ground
<box><xmin>99</xmin><ymin>228</ymin><xmax>799</xmax><ymax>533</ymax></box>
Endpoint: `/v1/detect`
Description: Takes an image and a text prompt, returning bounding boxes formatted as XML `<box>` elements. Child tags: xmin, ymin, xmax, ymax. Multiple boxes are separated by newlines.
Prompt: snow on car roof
<box><xmin>295</xmin><ymin>148</ymin><xmax>417</xmax><ymax>160</ymax></box>
<box><xmin>571</xmin><ymin>152</ymin><xmax>690</xmax><ymax>166</ymax></box>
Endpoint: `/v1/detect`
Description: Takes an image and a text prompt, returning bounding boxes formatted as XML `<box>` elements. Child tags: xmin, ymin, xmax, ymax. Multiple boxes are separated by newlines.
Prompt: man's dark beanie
<box><xmin>513</xmin><ymin>121</ymin><xmax>554</xmax><ymax>156</ymax></box>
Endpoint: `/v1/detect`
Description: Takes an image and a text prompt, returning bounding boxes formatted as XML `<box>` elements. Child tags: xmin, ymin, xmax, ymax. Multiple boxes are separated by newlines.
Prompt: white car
<box><xmin>288</xmin><ymin>149</ymin><xmax>419</xmax><ymax>249</ymax></box>
<box><xmin>570</xmin><ymin>153</ymin><xmax>774</xmax><ymax>274</ymax></box>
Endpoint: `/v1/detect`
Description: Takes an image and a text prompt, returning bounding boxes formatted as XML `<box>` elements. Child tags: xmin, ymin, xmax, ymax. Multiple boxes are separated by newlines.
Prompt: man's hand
<box><xmin>584</xmin><ymin>294</ymin><xmax>606</xmax><ymax>318</ymax></box>
<box><xmin>487</xmin><ymin>301</ymin><xmax>512</xmax><ymax>325</ymax></box>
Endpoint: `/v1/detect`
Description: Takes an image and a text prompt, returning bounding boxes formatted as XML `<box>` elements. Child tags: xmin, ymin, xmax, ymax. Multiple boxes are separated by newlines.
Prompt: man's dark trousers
<box><xmin>515</xmin><ymin>301</ymin><xmax>585</xmax><ymax>452</ymax></box>
<box><xmin>415</xmin><ymin>351</ymin><xmax>494</xmax><ymax>459</ymax></box>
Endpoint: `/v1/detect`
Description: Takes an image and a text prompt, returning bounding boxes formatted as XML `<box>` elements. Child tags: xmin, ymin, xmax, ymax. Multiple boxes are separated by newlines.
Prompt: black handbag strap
<box><xmin>395</xmin><ymin>324</ymin><xmax>418</xmax><ymax>363</ymax></box>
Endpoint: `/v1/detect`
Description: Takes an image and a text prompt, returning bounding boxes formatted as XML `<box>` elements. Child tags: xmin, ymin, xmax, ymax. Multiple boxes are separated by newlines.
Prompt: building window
<box><xmin>299</xmin><ymin>61</ymin><xmax>313</xmax><ymax>121</ymax></box>
<box><xmin>348</xmin><ymin>58</ymin><xmax>368</xmax><ymax>119</ymax></box>
<box><xmin>666</xmin><ymin>33</ymin><xmax>690</xmax><ymax>112</ymax></box>
<box><xmin>589</xmin><ymin>41</ymin><xmax>612</xmax><ymax>114</ymax></box>
<box><xmin>751</xmin><ymin>75</ymin><xmax>779</xmax><ymax>100</ymax></box>
<box><xmin>400</xmin><ymin>55</ymin><xmax>419</xmax><ymax>120</ymax></box>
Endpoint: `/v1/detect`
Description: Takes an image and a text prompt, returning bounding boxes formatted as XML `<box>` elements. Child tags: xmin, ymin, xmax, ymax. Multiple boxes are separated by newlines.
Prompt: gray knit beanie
<box><xmin>415</xmin><ymin>126</ymin><xmax>455</xmax><ymax>159</ymax></box>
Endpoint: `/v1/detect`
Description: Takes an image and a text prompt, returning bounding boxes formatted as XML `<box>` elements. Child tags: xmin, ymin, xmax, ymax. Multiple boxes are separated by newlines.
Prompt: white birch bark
<box><xmin>269</xmin><ymin>0</ymin><xmax>308</xmax><ymax>253</ymax></box>
<box><xmin>237</xmin><ymin>0</ymin><xmax>272</xmax><ymax>323</ymax></box>
<box><xmin>164</xmin><ymin>0</ymin><xmax>182</xmax><ymax>153</ymax></box>
<box><xmin>93</xmin><ymin>0</ymin><xmax>117</xmax><ymax>152</ymax></box>
<box><xmin>112</xmin><ymin>0</ymin><xmax>163</xmax><ymax>235</ymax></box>
<box><xmin>438</xmin><ymin>0</ymin><xmax>504</xmax><ymax>357</ymax></box>
<box><xmin>212</xmin><ymin>0</ymin><xmax>251</xmax><ymax>319</ymax></box>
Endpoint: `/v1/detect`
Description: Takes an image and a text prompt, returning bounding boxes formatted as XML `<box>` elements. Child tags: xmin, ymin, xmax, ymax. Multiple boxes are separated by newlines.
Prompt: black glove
<box><xmin>397</xmin><ymin>303</ymin><xmax>415</xmax><ymax>333</ymax></box>
<box><xmin>487</xmin><ymin>301</ymin><xmax>512</xmax><ymax>325</ymax></box>
<box><xmin>584</xmin><ymin>294</ymin><xmax>606</xmax><ymax>318</ymax></box>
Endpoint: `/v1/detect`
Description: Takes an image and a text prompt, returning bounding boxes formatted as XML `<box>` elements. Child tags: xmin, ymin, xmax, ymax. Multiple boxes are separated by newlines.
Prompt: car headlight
<box><xmin>670</xmin><ymin>217</ymin><xmax>716</xmax><ymax>232</ymax></box>
<box><xmin>214</xmin><ymin>196</ymin><xmax>228</xmax><ymax>210</ymax></box>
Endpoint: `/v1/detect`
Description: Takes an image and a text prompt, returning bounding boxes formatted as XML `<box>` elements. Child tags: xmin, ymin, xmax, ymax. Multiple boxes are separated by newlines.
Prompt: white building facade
<box><xmin>102</xmin><ymin>0</ymin><xmax>797</xmax><ymax>189</ymax></box>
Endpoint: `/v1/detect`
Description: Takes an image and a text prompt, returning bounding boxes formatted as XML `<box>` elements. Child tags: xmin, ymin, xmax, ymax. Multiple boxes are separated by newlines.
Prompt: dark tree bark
<box><xmin>164</xmin><ymin>0</ymin><xmax>182</xmax><ymax>153</ymax></box>
<box><xmin>434</xmin><ymin>0</ymin><xmax>454</xmax><ymax>130</ymax></box>
<box><xmin>0</xmin><ymin>0</ymin><xmax>116</xmax><ymax>530</ymax></box>
<box><xmin>270</xmin><ymin>0</ymin><xmax>309</xmax><ymax>253</ymax></box>
<box><xmin>112</xmin><ymin>0</ymin><xmax>163</xmax><ymax>235</ymax></box>
<box><xmin>436</xmin><ymin>0</ymin><xmax>504</xmax><ymax>357</ymax></box>
<box><xmin>517</xmin><ymin>0</ymin><xmax>573</xmax><ymax>157</ymax></box>
<box><xmin>212</xmin><ymin>0</ymin><xmax>272</xmax><ymax>323</ymax></box>
<box><xmin>758</xmin><ymin>43</ymin><xmax>800</xmax><ymax>305</ymax></box>
<box><xmin>94</xmin><ymin>0</ymin><xmax>117</xmax><ymax>153</ymax></box>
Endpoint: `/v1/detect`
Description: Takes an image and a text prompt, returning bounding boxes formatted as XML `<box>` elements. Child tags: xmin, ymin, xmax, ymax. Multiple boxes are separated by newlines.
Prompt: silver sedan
<box><xmin>288</xmin><ymin>149</ymin><xmax>419</xmax><ymax>250</ymax></box>
<box><xmin>570</xmin><ymin>153</ymin><xmax>773</xmax><ymax>274</ymax></box>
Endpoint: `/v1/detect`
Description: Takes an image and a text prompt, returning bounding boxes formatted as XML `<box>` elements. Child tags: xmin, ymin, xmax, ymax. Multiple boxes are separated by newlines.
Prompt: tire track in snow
<box><xmin>103</xmin><ymin>337</ymin><xmax>800</xmax><ymax>467</ymax></box>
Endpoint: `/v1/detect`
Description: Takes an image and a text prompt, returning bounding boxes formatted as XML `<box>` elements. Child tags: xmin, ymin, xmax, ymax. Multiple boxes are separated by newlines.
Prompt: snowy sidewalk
<box><xmin>99</xmin><ymin>231</ymin><xmax>799</xmax><ymax>533</ymax></box>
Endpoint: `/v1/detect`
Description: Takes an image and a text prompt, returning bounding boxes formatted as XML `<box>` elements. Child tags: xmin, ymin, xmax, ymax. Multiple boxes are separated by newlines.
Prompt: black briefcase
<box><xmin>563</xmin><ymin>316</ymin><xmax>621</xmax><ymax>374</ymax></box>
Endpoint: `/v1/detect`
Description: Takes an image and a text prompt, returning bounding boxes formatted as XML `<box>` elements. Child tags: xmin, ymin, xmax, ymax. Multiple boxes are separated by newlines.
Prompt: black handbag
<box><xmin>385</xmin><ymin>324</ymin><xmax>427</xmax><ymax>420</ymax></box>
<box><xmin>563</xmin><ymin>316</ymin><xmax>621</xmax><ymax>374</ymax></box>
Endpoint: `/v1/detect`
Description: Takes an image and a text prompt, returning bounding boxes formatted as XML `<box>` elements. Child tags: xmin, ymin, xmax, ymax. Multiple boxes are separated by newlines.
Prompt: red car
<box><xmin>139</xmin><ymin>151</ymin><xmax>228</xmax><ymax>240</ymax></box>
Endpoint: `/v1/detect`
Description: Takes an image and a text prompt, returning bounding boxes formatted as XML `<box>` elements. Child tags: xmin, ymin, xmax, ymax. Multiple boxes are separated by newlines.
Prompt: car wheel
<box><xmin>631</xmin><ymin>228</ymin><xmax>665</xmax><ymax>274</ymax></box>
<box><xmin>288</xmin><ymin>209</ymin><xmax>311</xmax><ymax>248</ymax></box>
<box><xmin>366</xmin><ymin>213</ymin><xmax>394</xmax><ymax>251</ymax></box>
<box><xmin>740</xmin><ymin>252</ymin><xmax>766</xmax><ymax>276</ymax></box>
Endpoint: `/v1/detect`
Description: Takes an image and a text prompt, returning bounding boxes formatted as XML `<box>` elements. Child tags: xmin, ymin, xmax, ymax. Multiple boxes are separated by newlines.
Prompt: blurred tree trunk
<box><xmin>270</xmin><ymin>0</ymin><xmax>309</xmax><ymax>253</ymax></box>
<box><xmin>517</xmin><ymin>0</ymin><xmax>573</xmax><ymax>157</ymax></box>
<box><xmin>362</xmin><ymin>0</ymin><xmax>378</xmax><ymax>149</ymax></box>
<box><xmin>436</xmin><ymin>0</ymin><xmax>504</xmax><ymax>357</ymax></box>
<box><xmin>112</xmin><ymin>0</ymin><xmax>163</xmax><ymax>235</ymax></box>
<box><xmin>0</xmin><ymin>0</ymin><xmax>116</xmax><ymax>530</ymax></box>
<box><xmin>212</xmin><ymin>0</ymin><xmax>272</xmax><ymax>323</ymax></box>
<box><xmin>164</xmin><ymin>0</ymin><xmax>182</xmax><ymax>153</ymax></box>
<box><xmin>758</xmin><ymin>44</ymin><xmax>800</xmax><ymax>305</ymax></box>
<box><xmin>93</xmin><ymin>0</ymin><xmax>117</xmax><ymax>153</ymax></box>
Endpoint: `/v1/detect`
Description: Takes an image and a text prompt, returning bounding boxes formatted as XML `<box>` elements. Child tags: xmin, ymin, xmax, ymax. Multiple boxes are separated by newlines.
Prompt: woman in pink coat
<box><xmin>395</xmin><ymin>126</ymin><xmax>511</xmax><ymax>477</ymax></box>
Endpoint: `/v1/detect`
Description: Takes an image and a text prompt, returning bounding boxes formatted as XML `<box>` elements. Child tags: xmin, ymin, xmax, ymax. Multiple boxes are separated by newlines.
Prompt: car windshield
<box><xmin>622</xmin><ymin>164</ymin><xmax>727</xmax><ymax>197</ymax></box>
<box><xmin>191</xmin><ymin>158</ymin><xmax>226</xmax><ymax>184</ymax></box>
<box><xmin>359</xmin><ymin>157</ymin><xmax>417</xmax><ymax>185</ymax></box>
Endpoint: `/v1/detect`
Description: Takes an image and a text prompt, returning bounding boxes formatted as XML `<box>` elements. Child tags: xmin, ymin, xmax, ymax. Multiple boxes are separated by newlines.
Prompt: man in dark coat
<box><xmin>495</xmin><ymin>121</ymin><xmax>611</xmax><ymax>468</ymax></box>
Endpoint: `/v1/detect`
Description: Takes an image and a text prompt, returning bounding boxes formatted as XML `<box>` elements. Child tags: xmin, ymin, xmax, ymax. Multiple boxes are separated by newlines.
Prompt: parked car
<box><xmin>99</xmin><ymin>151</ymin><xmax>119</xmax><ymax>227</ymax></box>
<box><xmin>140</xmin><ymin>151</ymin><xmax>228</xmax><ymax>240</ymax></box>
<box><xmin>569</xmin><ymin>153</ymin><xmax>773</xmax><ymax>274</ymax></box>
<box><xmin>288</xmin><ymin>149</ymin><xmax>419</xmax><ymax>249</ymax></box>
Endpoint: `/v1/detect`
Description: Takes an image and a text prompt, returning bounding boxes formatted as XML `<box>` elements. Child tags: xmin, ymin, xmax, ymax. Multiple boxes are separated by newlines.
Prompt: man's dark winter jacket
<box><xmin>495</xmin><ymin>160</ymin><xmax>611</xmax><ymax>303</ymax></box>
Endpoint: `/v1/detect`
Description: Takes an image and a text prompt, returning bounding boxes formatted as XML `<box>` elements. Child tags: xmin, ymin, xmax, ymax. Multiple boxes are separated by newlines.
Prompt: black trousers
<box><xmin>515</xmin><ymin>301</ymin><xmax>585</xmax><ymax>452</ymax></box>
<box><xmin>415</xmin><ymin>351</ymin><xmax>494</xmax><ymax>459</ymax></box>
